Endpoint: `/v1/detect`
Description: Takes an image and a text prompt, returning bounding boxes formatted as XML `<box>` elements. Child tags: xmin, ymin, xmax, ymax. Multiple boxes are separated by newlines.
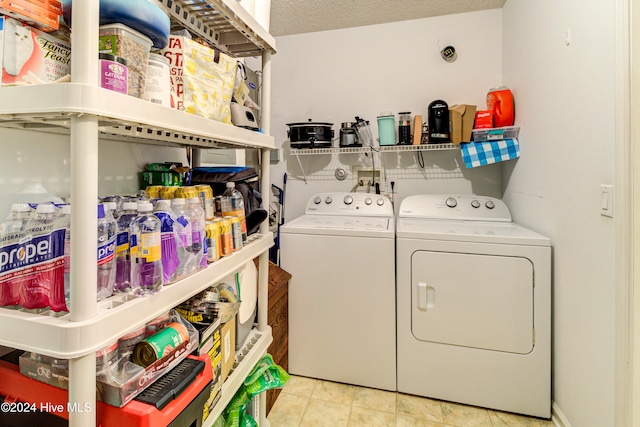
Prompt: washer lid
<box><xmin>280</xmin><ymin>214</ymin><xmax>394</xmax><ymax>238</ymax></box>
<box><xmin>396</xmin><ymin>217</ymin><xmax>550</xmax><ymax>246</ymax></box>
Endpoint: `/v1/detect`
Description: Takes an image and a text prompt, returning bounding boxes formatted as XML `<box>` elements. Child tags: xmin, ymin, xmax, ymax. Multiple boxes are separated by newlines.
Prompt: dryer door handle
<box><xmin>417</xmin><ymin>282</ymin><xmax>436</xmax><ymax>311</ymax></box>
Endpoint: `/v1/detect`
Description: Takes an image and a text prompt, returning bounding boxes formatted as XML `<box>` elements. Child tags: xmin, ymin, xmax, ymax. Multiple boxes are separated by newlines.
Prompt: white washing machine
<box><xmin>396</xmin><ymin>194</ymin><xmax>551</xmax><ymax>418</ymax></box>
<box><xmin>280</xmin><ymin>192</ymin><xmax>396</xmax><ymax>391</ymax></box>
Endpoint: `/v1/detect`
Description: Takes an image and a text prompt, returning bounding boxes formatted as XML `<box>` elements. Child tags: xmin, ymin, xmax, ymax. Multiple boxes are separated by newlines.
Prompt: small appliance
<box><xmin>287</xmin><ymin>120</ymin><xmax>334</xmax><ymax>149</ymax></box>
<box><xmin>428</xmin><ymin>100</ymin><xmax>450</xmax><ymax>143</ymax></box>
<box><xmin>339</xmin><ymin>122</ymin><xmax>360</xmax><ymax>147</ymax></box>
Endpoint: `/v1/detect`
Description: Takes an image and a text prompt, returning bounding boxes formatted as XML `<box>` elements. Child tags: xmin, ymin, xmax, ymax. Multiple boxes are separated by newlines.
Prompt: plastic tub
<box><xmin>472</xmin><ymin>126</ymin><xmax>520</xmax><ymax>142</ymax></box>
<box><xmin>99</xmin><ymin>23</ymin><xmax>153</xmax><ymax>99</ymax></box>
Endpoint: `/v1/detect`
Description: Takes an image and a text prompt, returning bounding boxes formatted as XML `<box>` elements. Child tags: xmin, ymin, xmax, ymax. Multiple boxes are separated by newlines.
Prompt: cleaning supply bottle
<box><xmin>114</xmin><ymin>201</ymin><xmax>138</xmax><ymax>292</ymax></box>
<box><xmin>130</xmin><ymin>201</ymin><xmax>163</xmax><ymax>295</ymax></box>
<box><xmin>97</xmin><ymin>203</ymin><xmax>117</xmax><ymax>301</ymax></box>
<box><xmin>221</xmin><ymin>182</ymin><xmax>247</xmax><ymax>244</ymax></box>
<box><xmin>486</xmin><ymin>86</ymin><xmax>515</xmax><ymax>127</ymax></box>
<box><xmin>154</xmin><ymin>199</ymin><xmax>180</xmax><ymax>284</ymax></box>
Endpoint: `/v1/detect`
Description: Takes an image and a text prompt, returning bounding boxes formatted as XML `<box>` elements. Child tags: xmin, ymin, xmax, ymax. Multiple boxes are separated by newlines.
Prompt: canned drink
<box><xmin>205</xmin><ymin>220</ymin><xmax>221</xmax><ymax>262</ymax></box>
<box><xmin>145</xmin><ymin>185</ymin><xmax>163</xmax><ymax>199</ymax></box>
<box><xmin>133</xmin><ymin>322</ymin><xmax>190</xmax><ymax>367</ymax></box>
<box><xmin>219</xmin><ymin>218</ymin><xmax>234</xmax><ymax>256</ymax></box>
<box><xmin>160</xmin><ymin>186</ymin><xmax>179</xmax><ymax>200</ymax></box>
<box><xmin>175</xmin><ymin>186</ymin><xmax>198</xmax><ymax>200</ymax></box>
<box><xmin>196</xmin><ymin>185</ymin><xmax>215</xmax><ymax>220</ymax></box>
<box><xmin>229</xmin><ymin>215</ymin><xmax>243</xmax><ymax>251</ymax></box>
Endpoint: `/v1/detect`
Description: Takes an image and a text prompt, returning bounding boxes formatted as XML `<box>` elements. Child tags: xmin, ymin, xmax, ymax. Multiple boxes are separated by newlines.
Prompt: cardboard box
<box><xmin>25</xmin><ymin>0</ymin><xmax>62</xmax><ymax>14</ymax></box>
<box><xmin>159</xmin><ymin>35</ymin><xmax>237</xmax><ymax>123</ymax></box>
<box><xmin>194</xmin><ymin>319</ymin><xmax>222</xmax><ymax>421</ymax></box>
<box><xmin>142</xmin><ymin>170</ymin><xmax>185</xmax><ymax>187</ymax></box>
<box><xmin>449</xmin><ymin>104</ymin><xmax>477</xmax><ymax>144</ymax></box>
<box><xmin>220</xmin><ymin>315</ymin><xmax>236</xmax><ymax>384</ymax></box>
<box><xmin>0</xmin><ymin>0</ymin><xmax>59</xmax><ymax>31</ymax></box>
<box><xmin>0</xmin><ymin>16</ymin><xmax>70</xmax><ymax>85</ymax></box>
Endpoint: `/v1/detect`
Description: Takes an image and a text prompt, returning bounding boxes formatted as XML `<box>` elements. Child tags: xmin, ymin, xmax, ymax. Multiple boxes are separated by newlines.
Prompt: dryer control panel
<box><xmin>398</xmin><ymin>194</ymin><xmax>511</xmax><ymax>221</ymax></box>
<box><xmin>305</xmin><ymin>192</ymin><xmax>394</xmax><ymax>217</ymax></box>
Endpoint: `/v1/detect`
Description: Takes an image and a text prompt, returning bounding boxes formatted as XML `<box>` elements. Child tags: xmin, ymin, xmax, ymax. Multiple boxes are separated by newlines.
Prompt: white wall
<box><xmin>0</xmin><ymin>128</ymin><xmax>190</xmax><ymax>217</ymax></box>
<box><xmin>502</xmin><ymin>2</ymin><xmax>617</xmax><ymax>426</ymax></box>
<box><xmin>271</xmin><ymin>10</ymin><xmax>504</xmax><ymax>220</ymax></box>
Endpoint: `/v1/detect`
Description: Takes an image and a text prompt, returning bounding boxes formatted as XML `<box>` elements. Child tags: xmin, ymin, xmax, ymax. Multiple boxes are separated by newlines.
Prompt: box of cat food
<box><xmin>0</xmin><ymin>0</ymin><xmax>60</xmax><ymax>32</ymax></box>
<box><xmin>0</xmin><ymin>16</ymin><xmax>70</xmax><ymax>85</ymax></box>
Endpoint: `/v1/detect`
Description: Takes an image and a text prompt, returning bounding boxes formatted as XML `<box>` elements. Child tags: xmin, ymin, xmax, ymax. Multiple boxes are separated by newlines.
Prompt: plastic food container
<box><xmin>471</xmin><ymin>126</ymin><xmax>520</xmax><ymax>142</ymax></box>
<box><xmin>143</xmin><ymin>52</ymin><xmax>170</xmax><ymax>106</ymax></box>
<box><xmin>99</xmin><ymin>23</ymin><xmax>152</xmax><ymax>98</ymax></box>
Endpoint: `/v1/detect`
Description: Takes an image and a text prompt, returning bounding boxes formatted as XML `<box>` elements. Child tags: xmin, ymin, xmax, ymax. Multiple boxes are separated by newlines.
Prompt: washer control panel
<box><xmin>306</xmin><ymin>192</ymin><xmax>393</xmax><ymax>217</ymax></box>
<box><xmin>398</xmin><ymin>194</ymin><xmax>511</xmax><ymax>221</ymax></box>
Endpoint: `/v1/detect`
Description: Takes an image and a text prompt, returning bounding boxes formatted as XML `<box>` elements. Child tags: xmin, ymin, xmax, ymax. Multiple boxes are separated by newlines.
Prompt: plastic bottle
<box><xmin>57</xmin><ymin>204</ymin><xmax>71</xmax><ymax>312</ymax></box>
<box><xmin>20</xmin><ymin>203</ymin><xmax>64</xmax><ymax>311</ymax></box>
<box><xmin>0</xmin><ymin>203</ymin><xmax>33</xmax><ymax>307</ymax></box>
<box><xmin>104</xmin><ymin>201</ymin><xmax>119</xmax><ymax>219</ymax></box>
<box><xmin>486</xmin><ymin>86</ymin><xmax>515</xmax><ymax>127</ymax></box>
<box><xmin>130</xmin><ymin>201</ymin><xmax>163</xmax><ymax>295</ymax></box>
<box><xmin>186</xmin><ymin>198</ymin><xmax>207</xmax><ymax>268</ymax></box>
<box><xmin>97</xmin><ymin>203</ymin><xmax>117</xmax><ymax>301</ymax></box>
<box><xmin>221</xmin><ymin>182</ymin><xmax>247</xmax><ymax>244</ymax></box>
<box><xmin>0</xmin><ymin>203</ymin><xmax>32</xmax><ymax>233</ymax></box>
<box><xmin>154</xmin><ymin>200</ymin><xmax>180</xmax><ymax>284</ymax></box>
<box><xmin>170</xmin><ymin>198</ymin><xmax>193</xmax><ymax>278</ymax></box>
<box><xmin>114</xmin><ymin>202</ymin><xmax>138</xmax><ymax>292</ymax></box>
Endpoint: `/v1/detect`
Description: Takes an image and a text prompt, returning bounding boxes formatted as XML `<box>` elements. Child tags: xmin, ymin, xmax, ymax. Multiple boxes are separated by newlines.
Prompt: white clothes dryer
<box><xmin>396</xmin><ymin>194</ymin><xmax>551</xmax><ymax>418</ymax></box>
<box><xmin>280</xmin><ymin>192</ymin><xmax>396</xmax><ymax>391</ymax></box>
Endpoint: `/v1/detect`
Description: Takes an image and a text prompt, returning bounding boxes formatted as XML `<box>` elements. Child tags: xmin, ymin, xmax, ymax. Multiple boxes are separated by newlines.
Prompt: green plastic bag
<box><xmin>224</xmin><ymin>354</ymin><xmax>290</xmax><ymax>427</ymax></box>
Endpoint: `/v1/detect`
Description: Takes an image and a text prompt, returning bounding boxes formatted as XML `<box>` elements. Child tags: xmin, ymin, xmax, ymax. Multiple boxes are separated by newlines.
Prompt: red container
<box><xmin>486</xmin><ymin>86</ymin><xmax>515</xmax><ymax>127</ymax></box>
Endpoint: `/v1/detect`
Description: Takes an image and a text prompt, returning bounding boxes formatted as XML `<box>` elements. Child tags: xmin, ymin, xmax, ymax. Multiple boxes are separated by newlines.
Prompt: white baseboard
<box><xmin>552</xmin><ymin>401</ymin><xmax>571</xmax><ymax>427</ymax></box>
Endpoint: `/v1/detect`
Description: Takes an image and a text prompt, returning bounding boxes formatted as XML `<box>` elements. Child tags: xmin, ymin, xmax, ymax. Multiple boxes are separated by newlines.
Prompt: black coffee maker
<box><xmin>428</xmin><ymin>100</ymin><xmax>450</xmax><ymax>143</ymax></box>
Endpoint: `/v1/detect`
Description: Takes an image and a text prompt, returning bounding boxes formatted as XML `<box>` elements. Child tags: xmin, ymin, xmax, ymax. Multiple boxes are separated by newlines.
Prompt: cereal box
<box><xmin>0</xmin><ymin>16</ymin><xmax>70</xmax><ymax>85</ymax></box>
<box><xmin>160</xmin><ymin>36</ymin><xmax>237</xmax><ymax>124</ymax></box>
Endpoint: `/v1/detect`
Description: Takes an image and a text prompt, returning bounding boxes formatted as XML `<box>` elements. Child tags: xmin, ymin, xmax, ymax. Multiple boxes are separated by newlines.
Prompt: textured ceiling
<box><xmin>270</xmin><ymin>0</ymin><xmax>507</xmax><ymax>36</ymax></box>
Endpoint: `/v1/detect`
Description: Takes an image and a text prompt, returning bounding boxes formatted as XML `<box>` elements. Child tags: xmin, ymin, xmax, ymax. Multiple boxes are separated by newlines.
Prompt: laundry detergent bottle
<box><xmin>486</xmin><ymin>86</ymin><xmax>515</xmax><ymax>127</ymax></box>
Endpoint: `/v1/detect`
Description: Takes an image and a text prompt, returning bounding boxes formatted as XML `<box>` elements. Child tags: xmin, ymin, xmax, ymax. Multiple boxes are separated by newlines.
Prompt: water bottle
<box><xmin>0</xmin><ymin>203</ymin><xmax>32</xmax><ymax>233</ymax></box>
<box><xmin>57</xmin><ymin>204</ymin><xmax>71</xmax><ymax>312</ymax></box>
<box><xmin>170</xmin><ymin>197</ymin><xmax>194</xmax><ymax>278</ymax></box>
<box><xmin>20</xmin><ymin>203</ymin><xmax>64</xmax><ymax>310</ymax></box>
<box><xmin>114</xmin><ymin>202</ymin><xmax>138</xmax><ymax>292</ymax></box>
<box><xmin>221</xmin><ymin>182</ymin><xmax>247</xmax><ymax>244</ymax></box>
<box><xmin>154</xmin><ymin>200</ymin><xmax>180</xmax><ymax>284</ymax></box>
<box><xmin>97</xmin><ymin>203</ymin><xmax>117</xmax><ymax>301</ymax></box>
<box><xmin>186</xmin><ymin>198</ymin><xmax>207</xmax><ymax>268</ymax></box>
<box><xmin>0</xmin><ymin>203</ymin><xmax>33</xmax><ymax>308</ymax></box>
<box><xmin>104</xmin><ymin>201</ymin><xmax>119</xmax><ymax>219</ymax></box>
<box><xmin>130</xmin><ymin>201</ymin><xmax>163</xmax><ymax>295</ymax></box>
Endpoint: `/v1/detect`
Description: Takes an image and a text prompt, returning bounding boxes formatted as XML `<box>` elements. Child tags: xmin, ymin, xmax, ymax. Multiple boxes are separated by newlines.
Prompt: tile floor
<box><xmin>267</xmin><ymin>375</ymin><xmax>556</xmax><ymax>427</ymax></box>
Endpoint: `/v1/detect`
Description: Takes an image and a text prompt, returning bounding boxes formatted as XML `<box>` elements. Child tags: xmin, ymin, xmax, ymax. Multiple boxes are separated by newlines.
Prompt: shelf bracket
<box><xmin>294</xmin><ymin>153</ymin><xmax>308</xmax><ymax>184</ymax></box>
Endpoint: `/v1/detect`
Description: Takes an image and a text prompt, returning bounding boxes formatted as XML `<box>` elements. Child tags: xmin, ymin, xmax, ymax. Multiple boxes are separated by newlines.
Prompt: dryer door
<box><xmin>411</xmin><ymin>251</ymin><xmax>534</xmax><ymax>354</ymax></box>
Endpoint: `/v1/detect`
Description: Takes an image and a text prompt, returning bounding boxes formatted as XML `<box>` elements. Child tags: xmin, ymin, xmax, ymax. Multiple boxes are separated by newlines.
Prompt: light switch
<box><xmin>601</xmin><ymin>185</ymin><xmax>613</xmax><ymax>218</ymax></box>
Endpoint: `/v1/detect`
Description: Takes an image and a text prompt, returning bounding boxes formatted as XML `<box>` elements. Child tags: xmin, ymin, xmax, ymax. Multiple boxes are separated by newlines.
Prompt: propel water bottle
<box><xmin>130</xmin><ymin>201</ymin><xmax>163</xmax><ymax>295</ymax></box>
<box><xmin>0</xmin><ymin>203</ymin><xmax>33</xmax><ymax>307</ymax></box>
<box><xmin>56</xmin><ymin>204</ymin><xmax>71</xmax><ymax>312</ymax></box>
<box><xmin>97</xmin><ymin>203</ymin><xmax>117</xmax><ymax>301</ymax></box>
<box><xmin>154</xmin><ymin>200</ymin><xmax>179</xmax><ymax>284</ymax></box>
<box><xmin>19</xmin><ymin>203</ymin><xmax>65</xmax><ymax>311</ymax></box>
<box><xmin>114</xmin><ymin>202</ymin><xmax>138</xmax><ymax>292</ymax></box>
<box><xmin>186</xmin><ymin>198</ymin><xmax>207</xmax><ymax>268</ymax></box>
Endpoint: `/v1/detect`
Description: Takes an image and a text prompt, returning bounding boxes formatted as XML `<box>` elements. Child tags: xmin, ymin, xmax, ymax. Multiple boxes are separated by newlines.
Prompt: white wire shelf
<box><xmin>160</xmin><ymin>0</ymin><xmax>277</xmax><ymax>57</ymax></box>
<box><xmin>290</xmin><ymin>143</ymin><xmax>458</xmax><ymax>155</ymax></box>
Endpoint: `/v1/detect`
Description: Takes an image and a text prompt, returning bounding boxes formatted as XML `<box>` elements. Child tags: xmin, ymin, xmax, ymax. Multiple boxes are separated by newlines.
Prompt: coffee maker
<box><xmin>428</xmin><ymin>100</ymin><xmax>450</xmax><ymax>143</ymax></box>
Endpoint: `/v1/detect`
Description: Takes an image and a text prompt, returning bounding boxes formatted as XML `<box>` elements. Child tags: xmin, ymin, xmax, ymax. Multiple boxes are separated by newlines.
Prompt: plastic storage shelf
<box><xmin>0</xmin><ymin>83</ymin><xmax>274</xmax><ymax>150</ymax></box>
<box><xmin>0</xmin><ymin>233</ymin><xmax>272</xmax><ymax>358</ymax></box>
<box><xmin>0</xmin><ymin>1</ymin><xmax>276</xmax><ymax>426</ymax></box>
